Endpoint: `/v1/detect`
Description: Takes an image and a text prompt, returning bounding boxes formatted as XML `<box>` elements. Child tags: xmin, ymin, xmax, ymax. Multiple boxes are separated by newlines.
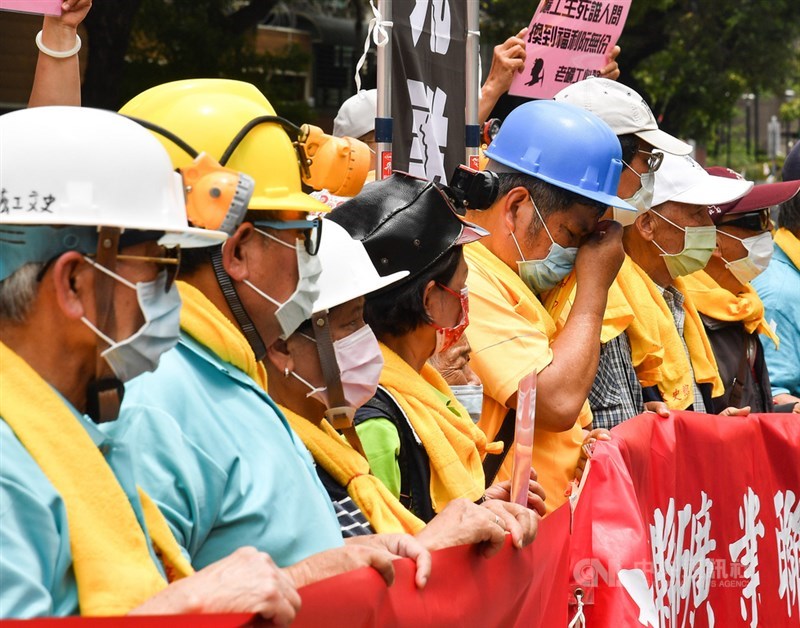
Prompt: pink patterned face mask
<box><xmin>430</xmin><ymin>283</ymin><xmax>469</xmax><ymax>354</ymax></box>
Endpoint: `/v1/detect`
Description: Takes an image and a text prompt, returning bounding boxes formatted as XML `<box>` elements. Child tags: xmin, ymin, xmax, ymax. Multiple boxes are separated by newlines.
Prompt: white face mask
<box><xmin>80</xmin><ymin>258</ymin><xmax>182</xmax><ymax>383</ymax></box>
<box><xmin>450</xmin><ymin>383</ymin><xmax>484</xmax><ymax>423</ymax></box>
<box><xmin>719</xmin><ymin>230</ymin><xmax>773</xmax><ymax>284</ymax></box>
<box><xmin>621</xmin><ymin>161</ymin><xmax>655</xmax><ymax>213</ymax></box>
<box><xmin>292</xmin><ymin>324</ymin><xmax>384</xmax><ymax>410</ymax></box>
<box><xmin>244</xmin><ymin>228</ymin><xmax>322</xmax><ymax>339</ymax></box>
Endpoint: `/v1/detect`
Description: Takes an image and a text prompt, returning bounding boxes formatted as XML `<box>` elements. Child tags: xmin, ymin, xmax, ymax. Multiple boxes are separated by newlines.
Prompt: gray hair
<box><xmin>0</xmin><ymin>263</ymin><xmax>44</xmax><ymax>323</ymax></box>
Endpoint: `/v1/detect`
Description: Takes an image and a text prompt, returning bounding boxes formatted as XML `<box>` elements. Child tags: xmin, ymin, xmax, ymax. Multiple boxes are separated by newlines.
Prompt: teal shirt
<box><xmin>0</xmin><ymin>400</ymin><xmax>164</xmax><ymax>618</ymax></box>
<box><xmin>752</xmin><ymin>243</ymin><xmax>800</xmax><ymax>397</ymax></box>
<box><xmin>108</xmin><ymin>333</ymin><xmax>343</xmax><ymax>570</ymax></box>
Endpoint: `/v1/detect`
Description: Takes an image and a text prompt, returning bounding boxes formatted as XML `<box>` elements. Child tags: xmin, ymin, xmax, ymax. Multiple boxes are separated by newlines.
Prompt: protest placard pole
<box><xmin>375</xmin><ymin>0</ymin><xmax>393</xmax><ymax>180</ymax></box>
<box><xmin>465</xmin><ymin>1</ymin><xmax>480</xmax><ymax>170</ymax></box>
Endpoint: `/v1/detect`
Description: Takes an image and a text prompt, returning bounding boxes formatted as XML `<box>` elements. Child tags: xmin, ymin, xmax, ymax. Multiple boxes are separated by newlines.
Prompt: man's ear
<box><xmin>265</xmin><ymin>337</ymin><xmax>292</xmax><ymax>373</ymax></box>
<box><xmin>51</xmin><ymin>251</ymin><xmax>90</xmax><ymax>320</ymax></box>
<box><xmin>502</xmin><ymin>186</ymin><xmax>530</xmax><ymax>235</ymax></box>
<box><xmin>635</xmin><ymin>210</ymin><xmax>656</xmax><ymax>243</ymax></box>
<box><xmin>222</xmin><ymin>222</ymin><xmax>257</xmax><ymax>282</ymax></box>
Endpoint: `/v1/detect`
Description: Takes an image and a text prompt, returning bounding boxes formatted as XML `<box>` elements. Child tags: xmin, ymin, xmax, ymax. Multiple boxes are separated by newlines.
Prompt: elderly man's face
<box><xmin>79</xmin><ymin>239</ymin><xmax>170</xmax><ymax>379</ymax></box>
<box><xmin>516</xmin><ymin>196</ymin><xmax>603</xmax><ymax>262</ymax></box>
<box><xmin>648</xmin><ymin>201</ymin><xmax>714</xmax><ymax>256</ymax></box>
<box><xmin>235</xmin><ymin>211</ymin><xmax>310</xmax><ymax>347</ymax></box>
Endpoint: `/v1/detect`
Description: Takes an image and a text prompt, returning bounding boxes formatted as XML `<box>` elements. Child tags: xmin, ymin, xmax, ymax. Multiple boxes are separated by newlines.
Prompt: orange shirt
<box><xmin>464</xmin><ymin>242</ymin><xmax>591</xmax><ymax>513</ymax></box>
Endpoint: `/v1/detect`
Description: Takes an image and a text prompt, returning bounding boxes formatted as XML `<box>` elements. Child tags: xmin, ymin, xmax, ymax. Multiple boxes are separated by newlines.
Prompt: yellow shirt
<box><xmin>464</xmin><ymin>242</ymin><xmax>591</xmax><ymax>513</ymax></box>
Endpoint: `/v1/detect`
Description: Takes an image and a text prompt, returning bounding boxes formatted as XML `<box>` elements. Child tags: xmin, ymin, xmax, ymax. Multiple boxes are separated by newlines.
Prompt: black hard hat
<box><xmin>328</xmin><ymin>172</ymin><xmax>487</xmax><ymax>280</ymax></box>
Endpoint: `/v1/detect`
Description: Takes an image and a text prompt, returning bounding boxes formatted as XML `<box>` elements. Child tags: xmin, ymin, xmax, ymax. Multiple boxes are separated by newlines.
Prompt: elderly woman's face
<box><xmin>426</xmin><ymin>254</ymin><xmax>468</xmax><ymax>330</ymax></box>
<box><xmin>286</xmin><ymin>297</ymin><xmax>367</xmax><ymax>392</ymax></box>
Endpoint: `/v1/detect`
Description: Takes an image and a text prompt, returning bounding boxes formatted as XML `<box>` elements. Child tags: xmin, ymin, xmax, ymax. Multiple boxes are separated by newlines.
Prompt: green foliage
<box><xmin>626</xmin><ymin>1</ymin><xmax>800</xmax><ymax>142</ymax></box>
<box><xmin>481</xmin><ymin>0</ymin><xmax>800</xmax><ymax>144</ymax></box>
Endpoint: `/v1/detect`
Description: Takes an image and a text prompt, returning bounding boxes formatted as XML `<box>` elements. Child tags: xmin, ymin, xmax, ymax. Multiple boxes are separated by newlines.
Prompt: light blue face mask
<box><xmin>512</xmin><ymin>196</ymin><xmax>578</xmax><ymax>293</ymax></box>
<box><xmin>81</xmin><ymin>258</ymin><xmax>182</xmax><ymax>383</ymax></box>
<box><xmin>243</xmin><ymin>229</ymin><xmax>322</xmax><ymax>340</ymax></box>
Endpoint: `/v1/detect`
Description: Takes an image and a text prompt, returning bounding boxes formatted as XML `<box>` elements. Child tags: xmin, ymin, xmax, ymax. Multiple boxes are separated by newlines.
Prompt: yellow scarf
<box><xmin>542</xmin><ymin>269</ymin><xmax>636</xmax><ymax>344</ymax></box>
<box><xmin>0</xmin><ymin>342</ymin><xmax>192</xmax><ymax>616</ymax></box>
<box><xmin>775</xmin><ymin>227</ymin><xmax>800</xmax><ymax>270</ymax></box>
<box><xmin>623</xmin><ymin>261</ymin><xmax>723</xmax><ymax>408</ymax></box>
<box><xmin>178</xmin><ymin>281</ymin><xmax>268</xmax><ymax>388</ymax></box>
<box><xmin>681</xmin><ymin>270</ymin><xmax>779</xmax><ymax>348</ymax></box>
<box><xmin>378</xmin><ymin>343</ymin><xmax>500</xmax><ymax>511</ymax></box>
<box><xmin>279</xmin><ymin>405</ymin><xmax>425</xmax><ymax>535</ymax></box>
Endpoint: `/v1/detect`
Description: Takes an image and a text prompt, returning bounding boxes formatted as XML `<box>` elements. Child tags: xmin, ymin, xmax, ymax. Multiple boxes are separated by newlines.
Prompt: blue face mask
<box><xmin>512</xmin><ymin>196</ymin><xmax>578</xmax><ymax>293</ymax></box>
<box><xmin>81</xmin><ymin>258</ymin><xmax>182</xmax><ymax>383</ymax></box>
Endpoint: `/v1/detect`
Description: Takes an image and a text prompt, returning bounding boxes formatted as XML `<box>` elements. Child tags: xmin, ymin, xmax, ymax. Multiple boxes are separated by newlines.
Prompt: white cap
<box><xmin>554</xmin><ymin>78</ymin><xmax>693</xmax><ymax>156</ymax></box>
<box><xmin>313</xmin><ymin>218</ymin><xmax>409</xmax><ymax>312</ymax></box>
<box><xmin>333</xmin><ymin>90</ymin><xmax>377</xmax><ymax>139</ymax></box>
<box><xmin>651</xmin><ymin>153</ymin><xmax>754</xmax><ymax>207</ymax></box>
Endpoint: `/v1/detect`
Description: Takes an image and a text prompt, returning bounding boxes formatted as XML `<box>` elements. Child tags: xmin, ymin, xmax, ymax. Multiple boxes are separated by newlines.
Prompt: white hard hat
<box><xmin>0</xmin><ymin>106</ymin><xmax>226</xmax><ymax>248</ymax></box>
<box><xmin>313</xmin><ymin>218</ymin><xmax>408</xmax><ymax>312</ymax></box>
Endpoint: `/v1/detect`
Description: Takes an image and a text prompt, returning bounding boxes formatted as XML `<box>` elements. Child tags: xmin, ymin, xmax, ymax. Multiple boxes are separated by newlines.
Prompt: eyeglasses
<box><xmin>252</xmin><ymin>217</ymin><xmax>323</xmax><ymax>256</ymax></box>
<box><xmin>717</xmin><ymin>210</ymin><xmax>772</xmax><ymax>233</ymax></box>
<box><xmin>37</xmin><ymin>246</ymin><xmax>181</xmax><ymax>291</ymax></box>
<box><xmin>639</xmin><ymin>149</ymin><xmax>664</xmax><ymax>172</ymax></box>
<box><xmin>99</xmin><ymin>247</ymin><xmax>181</xmax><ymax>292</ymax></box>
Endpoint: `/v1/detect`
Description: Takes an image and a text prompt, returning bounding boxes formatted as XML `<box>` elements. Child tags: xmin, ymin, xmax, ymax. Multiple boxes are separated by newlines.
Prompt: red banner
<box><xmin>570</xmin><ymin>411</ymin><xmax>800</xmax><ymax>627</ymax></box>
<box><xmin>293</xmin><ymin>502</ymin><xmax>571</xmax><ymax>627</ymax></box>
<box><xmin>6</xmin><ymin>413</ymin><xmax>798</xmax><ymax>626</ymax></box>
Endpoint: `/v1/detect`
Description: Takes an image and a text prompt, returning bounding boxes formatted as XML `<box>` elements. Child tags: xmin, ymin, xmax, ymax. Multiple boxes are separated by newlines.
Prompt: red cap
<box><xmin>705</xmin><ymin>166</ymin><xmax>800</xmax><ymax>223</ymax></box>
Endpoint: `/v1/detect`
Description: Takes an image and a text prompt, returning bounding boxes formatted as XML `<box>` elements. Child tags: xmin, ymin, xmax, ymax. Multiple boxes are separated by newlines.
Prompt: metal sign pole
<box><xmin>375</xmin><ymin>0</ymin><xmax>393</xmax><ymax>180</ymax></box>
<box><xmin>465</xmin><ymin>0</ymin><xmax>480</xmax><ymax>170</ymax></box>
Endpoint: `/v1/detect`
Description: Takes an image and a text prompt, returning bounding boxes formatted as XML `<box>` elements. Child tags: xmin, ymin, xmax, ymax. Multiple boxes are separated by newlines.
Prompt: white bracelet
<box><xmin>35</xmin><ymin>30</ymin><xmax>82</xmax><ymax>59</ymax></box>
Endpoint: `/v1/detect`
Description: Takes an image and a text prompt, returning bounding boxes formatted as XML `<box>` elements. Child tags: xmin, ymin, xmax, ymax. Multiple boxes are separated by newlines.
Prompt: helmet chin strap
<box><xmin>311</xmin><ymin>310</ymin><xmax>366</xmax><ymax>458</ymax></box>
<box><xmin>86</xmin><ymin>227</ymin><xmax>125</xmax><ymax>423</ymax></box>
<box><xmin>210</xmin><ymin>245</ymin><xmax>267</xmax><ymax>361</ymax></box>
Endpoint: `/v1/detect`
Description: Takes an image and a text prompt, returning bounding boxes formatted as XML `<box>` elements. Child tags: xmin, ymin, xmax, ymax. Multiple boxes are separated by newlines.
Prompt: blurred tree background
<box><xmin>81</xmin><ymin>0</ymin><xmax>800</xmax><ymax>170</ymax></box>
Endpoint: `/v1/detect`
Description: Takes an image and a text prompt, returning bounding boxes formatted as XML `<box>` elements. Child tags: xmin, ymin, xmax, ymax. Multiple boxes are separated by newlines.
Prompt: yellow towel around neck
<box><xmin>378</xmin><ymin>343</ymin><xmax>501</xmax><ymax>512</ymax></box>
<box><xmin>178</xmin><ymin>281</ymin><xmax>268</xmax><ymax>388</ymax></box>
<box><xmin>681</xmin><ymin>270</ymin><xmax>779</xmax><ymax>348</ymax></box>
<box><xmin>775</xmin><ymin>227</ymin><xmax>800</xmax><ymax>270</ymax></box>
<box><xmin>613</xmin><ymin>256</ymin><xmax>665</xmax><ymax>386</ymax></box>
<box><xmin>279</xmin><ymin>405</ymin><xmax>425</xmax><ymax>535</ymax></box>
<box><xmin>0</xmin><ymin>342</ymin><xmax>192</xmax><ymax>616</ymax></box>
<box><xmin>542</xmin><ymin>269</ymin><xmax>636</xmax><ymax>344</ymax></box>
<box><xmin>674</xmin><ymin>276</ymin><xmax>725</xmax><ymax>399</ymax></box>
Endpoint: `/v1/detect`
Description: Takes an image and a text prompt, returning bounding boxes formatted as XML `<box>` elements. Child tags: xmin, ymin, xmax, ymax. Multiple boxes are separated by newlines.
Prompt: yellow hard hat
<box><xmin>120</xmin><ymin>78</ymin><xmax>329</xmax><ymax>215</ymax></box>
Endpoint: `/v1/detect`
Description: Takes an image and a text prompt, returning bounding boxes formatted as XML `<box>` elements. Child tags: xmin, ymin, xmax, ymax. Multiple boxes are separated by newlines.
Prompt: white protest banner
<box><xmin>509</xmin><ymin>0</ymin><xmax>631</xmax><ymax>100</ymax></box>
<box><xmin>0</xmin><ymin>0</ymin><xmax>62</xmax><ymax>15</ymax></box>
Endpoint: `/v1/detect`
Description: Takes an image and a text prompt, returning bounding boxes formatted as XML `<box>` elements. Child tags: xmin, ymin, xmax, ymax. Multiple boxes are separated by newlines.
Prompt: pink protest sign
<box><xmin>509</xmin><ymin>0</ymin><xmax>631</xmax><ymax>100</ymax></box>
<box><xmin>0</xmin><ymin>0</ymin><xmax>62</xmax><ymax>15</ymax></box>
<box><xmin>510</xmin><ymin>370</ymin><xmax>536</xmax><ymax>506</ymax></box>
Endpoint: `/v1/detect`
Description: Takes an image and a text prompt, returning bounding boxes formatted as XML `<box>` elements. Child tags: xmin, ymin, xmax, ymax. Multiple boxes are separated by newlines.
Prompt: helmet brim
<box><xmin>160</xmin><ymin>226</ymin><xmax>228</xmax><ymax>248</ymax></box>
<box><xmin>248</xmin><ymin>191</ymin><xmax>332</xmax><ymax>215</ymax></box>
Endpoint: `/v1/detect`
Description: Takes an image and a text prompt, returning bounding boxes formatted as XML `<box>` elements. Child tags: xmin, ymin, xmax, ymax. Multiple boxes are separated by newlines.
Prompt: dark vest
<box><xmin>700</xmin><ymin>314</ymin><xmax>773</xmax><ymax>413</ymax></box>
<box><xmin>355</xmin><ymin>387</ymin><xmax>436</xmax><ymax>523</ymax></box>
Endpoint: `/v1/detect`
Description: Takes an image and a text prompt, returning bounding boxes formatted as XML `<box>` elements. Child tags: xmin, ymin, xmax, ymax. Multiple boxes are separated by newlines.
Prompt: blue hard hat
<box><xmin>485</xmin><ymin>100</ymin><xmax>634</xmax><ymax>210</ymax></box>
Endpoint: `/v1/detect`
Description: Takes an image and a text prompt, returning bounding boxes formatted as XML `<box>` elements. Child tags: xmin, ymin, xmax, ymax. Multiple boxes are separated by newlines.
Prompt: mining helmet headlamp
<box><xmin>127</xmin><ymin>116</ymin><xmax>254</xmax><ymax>236</ymax></box>
<box><xmin>218</xmin><ymin>115</ymin><xmax>371</xmax><ymax>198</ymax></box>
